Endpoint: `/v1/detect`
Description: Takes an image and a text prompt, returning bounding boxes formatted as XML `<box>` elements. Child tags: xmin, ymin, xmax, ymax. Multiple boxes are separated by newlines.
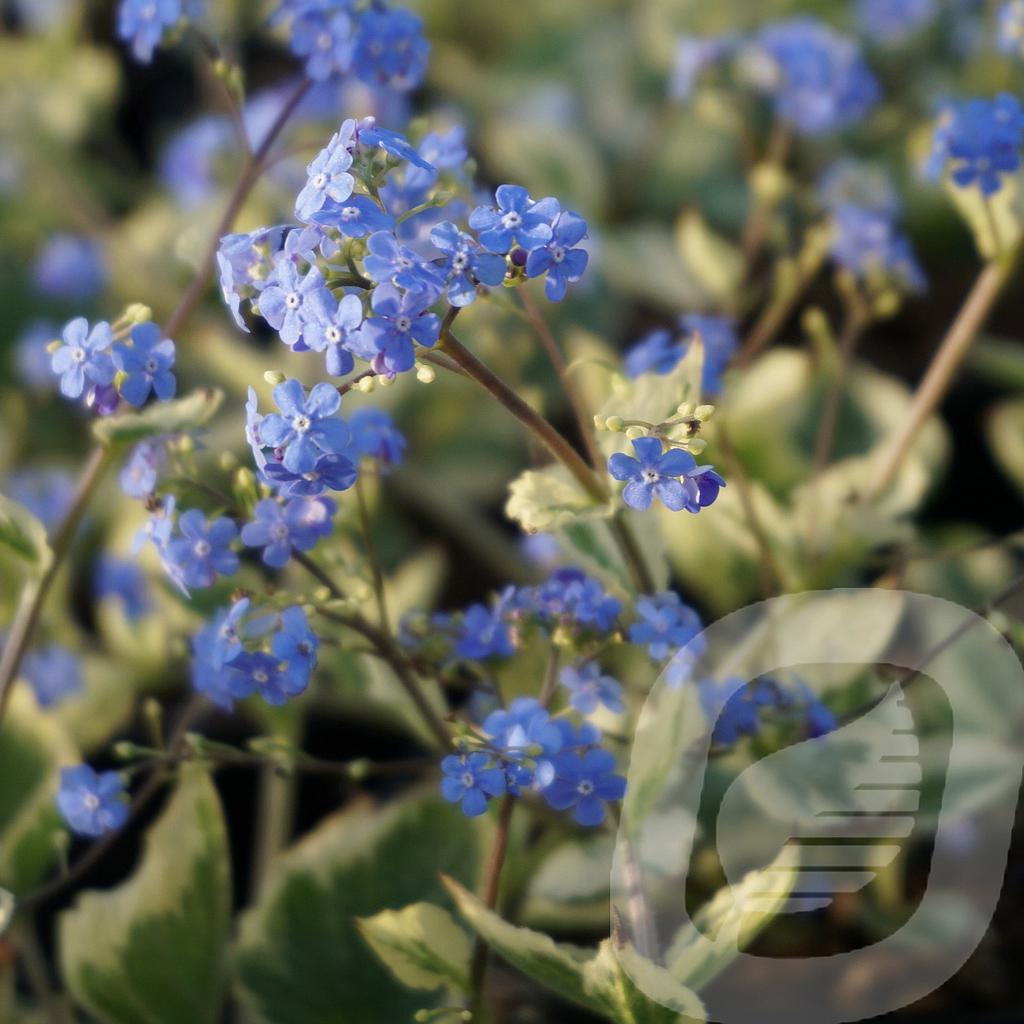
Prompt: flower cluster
<box><xmin>700</xmin><ymin>677</ymin><xmax>838</xmax><ymax>747</ymax></box>
<box><xmin>272</xmin><ymin>1</ymin><xmax>429</xmax><ymax>88</ymax></box>
<box><xmin>192</xmin><ymin>599</ymin><xmax>319</xmax><ymax>709</ymax></box>
<box><xmin>829</xmin><ymin>204</ymin><xmax>926</xmax><ymax>295</ymax></box>
<box><xmin>117</xmin><ymin>0</ymin><xmax>203</xmax><ymax>63</ymax></box>
<box><xmin>928</xmin><ymin>93</ymin><xmax>1024</xmax><ymax>196</ymax></box>
<box><xmin>441</xmin><ymin>699</ymin><xmax>626</xmax><ymax>826</ymax></box>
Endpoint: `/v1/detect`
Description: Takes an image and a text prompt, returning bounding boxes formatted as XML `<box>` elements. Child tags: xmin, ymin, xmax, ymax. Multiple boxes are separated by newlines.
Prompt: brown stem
<box><xmin>468</xmin><ymin>794</ymin><xmax>515</xmax><ymax>1019</ymax></box>
<box><xmin>867</xmin><ymin>258</ymin><xmax>1015</xmax><ymax>501</ymax></box>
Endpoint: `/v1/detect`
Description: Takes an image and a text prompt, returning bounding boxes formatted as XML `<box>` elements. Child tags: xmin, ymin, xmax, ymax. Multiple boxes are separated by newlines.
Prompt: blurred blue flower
<box><xmin>440</xmin><ymin>752</ymin><xmax>506</xmax><ymax>817</ymax></box>
<box><xmin>352</xmin><ymin>7</ymin><xmax>430</xmax><ymax>91</ymax></box>
<box><xmin>272</xmin><ymin>606</ymin><xmax>320</xmax><ymax>688</ymax></box>
<box><xmin>117</xmin><ymin>0</ymin><xmax>189</xmax><ymax>63</ymax></box>
<box><xmin>287</xmin><ymin>6</ymin><xmax>354</xmax><ymax>82</ymax></box>
<box><xmin>262</xmin><ymin>452</ymin><xmax>358</xmax><ymax>497</ymax></box>
<box><xmin>6</xmin><ymin>467</ymin><xmax>74</xmax><ymax>530</ymax></box>
<box><xmin>33</xmin><ymin>235</ymin><xmax>107</xmax><ymax>301</ymax></box>
<box><xmin>120</xmin><ymin>437</ymin><xmax>169</xmax><ymax>499</ymax></box>
<box><xmin>830</xmin><ymin>204</ymin><xmax>926</xmax><ymax>292</ymax></box>
<box><xmin>456</xmin><ymin>604</ymin><xmax>516</xmax><ymax>660</ymax></box>
<box><xmin>999</xmin><ymin>1</ymin><xmax>1024</xmax><ymax>58</ymax></box>
<box><xmin>21</xmin><ymin>646</ymin><xmax>83</xmax><ymax>708</ymax></box>
<box><xmin>15</xmin><ymin>321</ymin><xmax>60</xmax><ymax>390</ymax></box>
<box><xmin>160</xmin><ymin>117</ymin><xmax>233</xmax><ymax>208</ymax></box>
<box><xmin>95</xmin><ymin>555</ymin><xmax>151</xmax><ymax>621</ymax></box>
<box><xmin>629</xmin><ymin>592</ymin><xmax>703</xmax><ymax>663</ymax></box>
<box><xmin>524</xmin><ymin>568</ymin><xmax>622</xmax><ymax>634</ymax></box>
<box><xmin>670</xmin><ymin>35</ymin><xmax>734</xmax><ymax>101</ymax></box>
<box><xmin>241</xmin><ymin>495</ymin><xmax>335</xmax><ymax>568</ymax></box>
<box><xmin>57</xmin><ymin>765</ymin><xmax>128</xmax><ymax>837</ymax></box>
<box><xmin>857</xmin><ymin>0</ymin><xmax>937</xmax><ymax>44</ymax></box>
<box><xmin>348</xmin><ymin>407</ymin><xmax>407</xmax><ymax>464</ymax></box>
<box><xmin>559</xmin><ymin>662</ymin><xmax>625</xmax><ymax>716</ymax></box>
<box><xmin>164</xmin><ymin>509</ymin><xmax>239</xmax><ymax>589</ymax></box>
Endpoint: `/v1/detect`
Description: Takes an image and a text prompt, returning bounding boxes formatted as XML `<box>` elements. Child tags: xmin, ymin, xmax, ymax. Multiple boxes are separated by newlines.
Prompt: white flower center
<box><xmin>501</xmin><ymin>210</ymin><xmax>522</xmax><ymax>229</ymax></box>
<box><xmin>254</xmin><ymin>669</ymin><xmax>269</xmax><ymax>684</ymax></box>
<box><xmin>641</xmin><ymin>469</ymin><xmax>660</xmax><ymax>485</ymax></box>
<box><xmin>551</xmin><ymin>245</ymin><xmax>566</xmax><ymax>264</ymax></box>
<box><xmin>142</xmin><ymin>2</ymin><xmax>157</xmax><ymax>18</ymax></box>
<box><xmin>326</xmin><ymin>326</ymin><xmax>341</xmax><ymax>343</ymax></box>
<box><xmin>398</xmin><ymin>256</ymin><xmax>414</xmax><ymax>269</ymax></box>
<box><xmin>452</xmin><ymin>251</ymin><xmax>469</xmax><ymax>271</ymax></box>
<box><xmin>271</xmin><ymin>524</ymin><xmax>289</xmax><ymax>540</ymax></box>
<box><xmin>193</xmin><ymin>540</ymin><xmax>211</xmax><ymax>557</ymax></box>
<box><xmin>462</xmin><ymin>771</ymin><xmax>475</xmax><ymax>788</ymax></box>
<box><xmin>71</xmin><ymin>346</ymin><xmax>86</xmax><ymax>363</ymax></box>
<box><xmin>395</xmin><ymin>315</ymin><xmax>412</xmax><ymax>332</ymax></box>
<box><xmin>145</xmin><ymin>358</ymin><xmax>159</xmax><ymax>373</ymax></box>
<box><xmin>285</xmin><ymin>291</ymin><xmax>301</xmax><ymax>310</ymax></box>
<box><xmin>83</xmin><ymin>793</ymin><xmax>101</xmax><ymax>810</ymax></box>
<box><xmin>341</xmin><ymin>205</ymin><xmax>359</xmax><ymax>221</ymax></box>
<box><xmin>317</xmin><ymin>31</ymin><xmax>333</xmax><ymax>50</ymax></box>
<box><xmin>292</xmin><ymin>415</ymin><xmax>311</xmax><ymax>433</ymax></box>
<box><xmin>313</xmin><ymin>172</ymin><xmax>328</xmax><ymax>190</ymax></box>
<box><xmin>577</xmin><ymin>780</ymin><xmax>595</xmax><ymax>797</ymax></box>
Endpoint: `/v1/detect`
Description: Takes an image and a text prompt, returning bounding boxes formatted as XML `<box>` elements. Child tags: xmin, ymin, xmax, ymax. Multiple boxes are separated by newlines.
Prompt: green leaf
<box><xmin>675</xmin><ymin>211</ymin><xmax>742</xmax><ymax>312</ymax></box>
<box><xmin>59</xmin><ymin>766</ymin><xmax>231</xmax><ymax>1024</ymax></box>
<box><xmin>233</xmin><ymin>792</ymin><xmax>483</xmax><ymax>1024</ymax></box>
<box><xmin>444</xmin><ymin>878</ymin><xmax>704</xmax><ymax>1023</ymax></box>
<box><xmin>356</xmin><ymin>902</ymin><xmax>472</xmax><ymax>994</ymax></box>
<box><xmin>665</xmin><ymin>846</ymin><xmax>797</xmax><ymax>991</ymax></box>
<box><xmin>92</xmin><ymin>388</ymin><xmax>224</xmax><ymax>447</ymax></box>
<box><xmin>505</xmin><ymin>464</ymin><xmax>611</xmax><ymax>534</ymax></box>
<box><xmin>0</xmin><ymin>493</ymin><xmax>52</xmax><ymax>577</ymax></box>
<box><xmin>987</xmin><ymin>397</ymin><xmax>1024</xmax><ymax>496</ymax></box>
<box><xmin>601</xmin><ymin>227</ymin><xmax>712</xmax><ymax>312</ymax></box>
<box><xmin>945</xmin><ymin>173</ymin><xmax>1022</xmax><ymax>260</ymax></box>
<box><xmin>0</xmin><ymin>689</ymin><xmax>76</xmax><ymax>894</ymax></box>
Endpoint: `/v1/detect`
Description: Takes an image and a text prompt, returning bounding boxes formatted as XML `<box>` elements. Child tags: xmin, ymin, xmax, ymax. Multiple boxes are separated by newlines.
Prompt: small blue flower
<box><xmin>303</xmin><ymin>292</ymin><xmax>363</xmax><ymax>377</ymax></box>
<box><xmin>364</xmin><ymin>231</ymin><xmax>445</xmax><ymax>295</ymax></box>
<box><xmin>295</xmin><ymin>140</ymin><xmax>355</xmax><ymax>222</ymax></box>
<box><xmin>56</xmin><ymin>765</ymin><xmax>129</xmax><ymax>837</ymax></box>
<box><xmin>95</xmin><ymin>555</ymin><xmax>151</xmax><ymax>621</ymax></box>
<box><xmin>352</xmin><ymin>7</ymin><xmax>430</xmax><ymax>91</ymax></box>
<box><xmin>15</xmin><ymin>321</ymin><xmax>59</xmax><ymax>391</ymax></box>
<box><xmin>348</xmin><ymin>408</ymin><xmax>407</xmax><ymax>465</ymax></box>
<box><xmin>999</xmin><ymin>1</ymin><xmax>1024</xmax><ymax>58</ymax></box>
<box><xmin>117</xmin><ymin>0</ymin><xmax>186</xmax><ymax>63</ymax></box>
<box><xmin>161</xmin><ymin>116</ymin><xmax>233</xmax><ymax>209</ymax></box>
<box><xmin>51</xmin><ymin>318</ymin><xmax>114</xmax><ymax>400</ymax></box>
<box><xmin>164</xmin><ymin>509</ymin><xmax>239</xmax><ymax>589</ymax></box>
<box><xmin>928</xmin><ymin>94</ymin><xmax>1024</xmax><ymax>196</ymax></box>
<box><xmin>113</xmin><ymin>323</ymin><xmax>177</xmax><ymax>407</ymax></box>
<box><xmin>241</xmin><ymin>495</ymin><xmax>335</xmax><ymax>568</ymax></box>
<box><xmin>744</xmin><ymin>18</ymin><xmax>880</xmax><ymax>136</ymax></box>
<box><xmin>830</xmin><ymin>204</ymin><xmax>926</xmax><ymax>293</ymax></box>
<box><xmin>559</xmin><ymin>662</ymin><xmax>625</xmax><ymax>716</ymax></box>
<box><xmin>818</xmin><ymin>160</ymin><xmax>901</xmax><ymax>216</ymax></box>
<box><xmin>525</xmin><ymin>211</ymin><xmax>589</xmax><ymax>301</ymax></box>
<box><xmin>258</xmin><ymin>255</ymin><xmax>335</xmax><ymax>349</ymax></box>
<box><xmin>542</xmin><ymin>749</ymin><xmax>626</xmax><ymax>827</ymax></box>
<box><xmin>524</xmin><ymin>568</ymin><xmax>622</xmax><ymax>634</ymax></box>
<box><xmin>356</xmin><ymin>120</ymin><xmax>435</xmax><ymax>171</ymax></box>
<box><xmin>288</xmin><ymin>6</ymin><xmax>354</xmax><ymax>81</ymax></box>
<box><xmin>483</xmin><ymin>697</ymin><xmax>563</xmax><ymax>786</ymax></box>
<box><xmin>440</xmin><ymin>752</ymin><xmax>506</xmax><ymax>817</ymax></box>
<box><xmin>350</xmin><ymin>283</ymin><xmax>440</xmax><ymax>377</ymax></box>
<box><xmin>208</xmin><ymin>596</ymin><xmax>252</xmax><ymax>669</ymax></box>
<box><xmin>430</xmin><ymin>221</ymin><xmax>507</xmax><ymax>307</ymax></box>
<box><xmin>262</xmin><ymin>452</ymin><xmax>358</xmax><ymax>497</ymax></box>
<box><xmin>469</xmin><ymin>185</ymin><xmax>557</xmax><ymax>255</ymax></box>
<box><xmin>120</xmin><ymin>437</ymin><xmax>169</xmax><ymax>499</ymax></box>
<box><xmin>700</xmin><ymin>677</ymin><xmax>767</xmax><ymax>746</ymax></box>
<box><xmin>629</xmin><ymin>592</ymin><xmax>703</xmax><ymax>663</ymax></box>
<box><xmin>217</xmin><ymin>226</ymin><xmax>286</xmax><ymax>331</ymax></box>
<box><xmin>456</xmin><ymin>604</ymin><xmax>516</xmax><ymax>661</ymax></box>
<box><xmin>684</xmin><ymin>314</ymin><xmax>739</xmax><ymax>394</ymax></box>
<box><xmin>311</xmin><ymin>193</ymin><xmax>395</xmax><ymax>237</ymax></box>
<box><xmin>5</xmin><ymin>468</ymin><xmax>74</xmax><ymax>530</ymax></box>
<box><xmin>21</xmin><ymin>646</ymin><xmax>83</xmax><ymax>708</ymax></box>
<box><xmin>610</xmin><ymin>437</ymin><xmax>725</xmax><ymax>513</ymax></box>
<box><xmin>858</xmin><ymin>0</ymin><xmax>936</xmax><ymax>44</ymax></box>
<box><xmin>191</xmin><ymin>607</ymin><xmax>261</xmax><ymax>710</ymax></box>
<box><xmin>33</xmin><ymin>235</ymin><xmax>107</xmax><ymax>301</ymax></box>
<box><xmin>271</xmin><ymin>606</ymin><xmax>319</xmax><ymax>689</ymax></box>
<box><xmin>259</xmin><ymin>379</ymin><xmax>350</xmax><ymax>474</ymax></box>
<box><xmin>624</xmin><ymin>330</ymin><xmax>684</xmax><ymax>379</ymax></box>
<box><xmin>234</xmin><ymin>650</ymin><xmax>306</xmax><ymax>706</ymax></box>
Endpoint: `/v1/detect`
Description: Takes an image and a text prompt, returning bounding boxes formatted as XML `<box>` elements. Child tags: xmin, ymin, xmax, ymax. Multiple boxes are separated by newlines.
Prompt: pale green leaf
<box><xmin>506</xmin><ymin>464</ymin><xmax>611</xmax><ymax>534</ymax></box>
<box><xmin>987</xmin><ymin>398</ymin><xmax>1024</xmax><ymax>496</ymax></box>
<box><xmin>59</xmin><ymin>766</ymin><xmax>231</xmax><ymax>1024</ymax></box>
<box><xmin>0</xmin><ymin>493</ymin><xmax>52</xmax><ymax>577</ymax></box>
<box><xmin>92</xmin><ymin>388</ymin><xmax>224</xmax><ymax>447</ymax></box>
<box><xmin>356</xmin><ymin>902</ymin><xmax>472</xmax><ymax>994</ymax></box>
<box><xmin>675</xmin><ymin>211</ymin><xmax>742</xmax><ymax>311</ymax></box>
<box><xmin>234</xmin><ymin>792</ymin><xmax>483</xmax><ymax>1024</ymax></box>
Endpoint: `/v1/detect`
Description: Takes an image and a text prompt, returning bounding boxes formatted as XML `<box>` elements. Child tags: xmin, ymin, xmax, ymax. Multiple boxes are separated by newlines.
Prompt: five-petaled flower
<box><xmin>542</xmin><ymin>749</ymin><xmax>626</xmax><ymax>827</ymax></box>
<box><xmin>259</xmin><ymin>379</ymin><xmax>351</xmax><ymax>475</ymax></box>
<box><xmin>469</xmin><ymin>184</ymin><xmax>558</xmax><ymax>255</ymax></box>
<box><xmin>608</xmin><ymin>437</ymin><xmax>725</xmax><ymax>513</ymax></box>
<box><xmin>113</xmin><ymin>322</ymin><xmax>177</xmax><ymax>406</ymax></box>
<box><xmin>440</xmin><ymin>752</ymin><xmax>507</xmax><ymax>817</ymax></box>
<box><xmin>350</xmin><ymin>283</ymin><xmax>440</xmax><ymax>377</ymax></box>
<box><xmin>295</xmin><ymin>140</ymin><xmax>355</xmax><ymax>223</ymax></box>
<box><xmin>52</xmin><ymin>317</ymin><xmax>115</xmax><ymax>400</ymax></box>
<box><xmin>525</xmin><ymin>211</ymin><xmax>589</xmax><ymax>301</ymax></box>
<box><xmin>164</xmin><ymin>509</ymin><xmax>239</xmax><ymax>589</ymax></box>
<box><xmin>56</xmin><ymin>765</ymin><xmax>129</xmax><ymax>837</ymax></box>
<box><xmin>241</xmin><ymin>495</ymin><xmax>335</xmax><ymax>568</ymax></box>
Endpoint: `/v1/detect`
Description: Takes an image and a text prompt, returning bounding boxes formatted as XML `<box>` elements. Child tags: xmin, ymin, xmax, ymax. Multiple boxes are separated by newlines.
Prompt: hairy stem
<box><xmin>867</xmin><ymin>257</ymin><xmax>1015</xmax><ymax>500</ymax></box>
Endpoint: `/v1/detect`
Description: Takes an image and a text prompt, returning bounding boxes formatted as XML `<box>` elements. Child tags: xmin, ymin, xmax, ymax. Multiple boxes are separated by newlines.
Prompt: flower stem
<box><xmin>356</xmin><ymin>474</ymin><xmax>391</xmax><ymax>633</ymax></box>
<box><xmin>867</xmin><ymin>257</ymin><xmax>1015</xmax><ymax>501</ymax></box>
<box><xmin>468</xmin><ymin>794</ymin><xmax>515</xmax><ymax>1020</ymax></box>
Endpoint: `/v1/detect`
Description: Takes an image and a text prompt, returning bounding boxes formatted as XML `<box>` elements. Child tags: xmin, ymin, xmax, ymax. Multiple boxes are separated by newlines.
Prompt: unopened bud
<box><xmin>46</xmin><ymin>339</ymin><xmax>63</xmax><ymax>354</ymax></box>
<box><xmin>415</xmin><ymin>362</ymin><xmax>435</xmax><ymax>384</ymax></box>
<box><xmin>264</xmin><ymin>370</ymin><xmax>286</xmax><ymax>386</ymax></box>
<box><xmin>123</xmin><ymin>303</ymin><xmax>152</xmax><ymax>324</ymax></box>
<box><xmin>625</xmin><ymin>425</ymin><xmax>646</xmax><ymax>441</ymax></box>
<box><xmin>377</xmin><ymin>373</ymin><xmax>394</xmax><ymax>388</ymax></box>
<box><xmin>676</xmin><ymin>402</ymin><xmax>693</xmax><ymax>419</ymax></box>
<box><xmin>694</xmin><ymin>404</ymin><xmax>715</xmax><ymax>422</ymax></box>
<box><xmin>604</xmin><ymin>415</ymin><xmax>625</xmax><ymax>433</ymax></box>
<box><xmin>175</xmin><ymin>434</ymin><xmax>195</xmax><ymax>455</ymax></box>
<box><xmin>357</xmin><ymin>376</ymin><xmax>376</xmax><ymax>393</ymax></box>
<box><xmin>688</xmin><ymin>437</ymin><xmax>708</xmax><ymax>455</ymax></box>
<box><xmin>593</xmin><ymin>414</ymin><xmax>607</xmax><ymax>430</ymax></box>
<box><xmin>219</xmin><ymin>451</ymin><xmax>239</xmax><ymax>472</ymax></box>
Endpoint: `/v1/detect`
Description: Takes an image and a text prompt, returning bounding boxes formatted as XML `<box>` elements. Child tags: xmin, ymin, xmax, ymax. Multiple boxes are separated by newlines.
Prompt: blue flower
<box><xmin>683</xmin><ymin>314</ymin><xmax>739</xmax><ymax>393</ymax></box>
<box><xmin>699</xmin><ymin>677</ymin><xmax>768</xmax><ymax>746</ymax></box>
<box><xmin>999</xmin><ymin>1</ymin><xmax>1024</xmax><ymax>58</ymax></box>
<box><xmin>818</xmin><ymin>159</ymin><xmax>901</xmax><ymax>217</ymax></box>
<box><xmin>113</xmin><ymin>323</ymin><xmax>177</xmax><ymax>406</ymax></box>
<box><xmin>609</xmin><ymin>437</ymin><xmax>723</xmax><ymax>513</ymax></box>
<box><xmin>364</xmin><ymin>231</ymin><xmax>445</xmax><ymax>295</ymax></box>
<box><xmin>928</xmin><ymin>94</ymin><xmax>1024</xmax><ymax>196</ymax></box>
<box><xmin>258</xmin><ymin>255</ymin><xmax>335</xmax><ymax>349</ymax></box>
<box><xmin>348</xmin><ymin>408</ymin><xmax>407</xmax><ymax>465</ymax></box>
<box><xmin>33</xmin><ymin>234</ymin><xmax>107</xmax><ymax>300</ymax></box>
<box><xmin>350</xmin><ymin>283</ymin><xmax>440</xmax><ymax>377</ymax></box>
<box><xmin>164</xmin><ymin>509</ymin><xmax>239</xmax><ymax>589</ymax></box>
<box><xmin>241</xmin><ymin>495</ymin><xmax>335</xmax><ymax>568</ymax></box>
<box><xmin>483</xmin><ymin>697</ymin><xmax>563</xmax><ymax>786</ymax></box>
<box><xmin>440</xmin><ymin>752</ymin><xmax>506</xmax><ymax>817</ymax></box>
<box><xmin>858</xmin><ymin>0</ymin><xmax>937</xmax><ymax>44</ymax></box>
<box><xmin>51</xmin><ymin>318</ymin><xmax>114</xmax><ymax>400</ymax></box>
<box><xmin>15</xmin><ymin>321</ymin><xmax>59</xmax><ymax>391</ymax></box>
<box><xmin>217</xmin><ymin>226</ymin><xmax>286</xmax><ymax>331</ymax></box>
<box><xmin>21</xmin><ymin>646</ymin><xmax>83</xmax><ymax>708</ymax></box>
<box><xmin>430</xmin><ymin>221</ymin><xmax>507</xmax><ymax>307</ymax></box>
<box><xmin>117</xmin><ymin>0</ymin><xmax>186</xmax><ymax>63</ymax></box>
<box><xmin>56</xmin><ymin>765</ymin><xmax>129</xmax><ymax>837</ymax></box>
<box><xmin>288</xmin><ymin>6</ymin><xmax>354</xmax><ymax>81</ymax></box>
<box><xmin>295</xmin><ymin>139</ymin><xmax>355</xmax><ymax>222</ymax></box>
<box><xmin>271</xmin><ymin>606</ymin><xmax>319</xmax><ymax>689</ymax></box>
<box><xmin>262</xmin><ymin>452</ymin><xmax>357</xmax><ymax>497</ymax></box>
<box><xmin>259</xmin><ymin>379</ymin><xmax>350</xmax><ymax>474</ymax></box>
<box><xmin>303</xmin><ymin>293</ymin><xmax>363</xmax><ymax>377</ymax></box>
<box><xmin>234</xmin><ymin>650</ymin><xmax>306</xmax><ymax>705</ymax></box>
<box><xmin>542</xmin><ymin>749</ymin><xmax>626</xmax><ymax>827</ymax></box>
<box><xmin>311</xmin><ymin>193</ymin><xmax>395</xmax><ymax>237</ymax></box>
<box><xmin>5</xmin><ymin>468</ymin><xmax>74</xmax><ymax>530</ymax></box>
<box><xmin>191</xmin><ymin>609</ymin><xmax>259</xmax><ymax>710</ymax></box>
<box><xmin>356</xmin><ymin>120</ymin><xmax>435</xmax><ymax>171</ymax></box>
<box><xmin>559</xmin><ymin>662</ymin><xmax>625</xmax><ymax>716</ymax></box>
<box><xmin>744</xmin><ymin>18</ymin><xmax>879</xmax><ymax>136</ymax></box>
<box><xmin>524</xmin><ymin>568</ymin><xmax>622</xmax><ymax>634</ymax></box>
<box><xmin>629</xmin><ymin>592</ymin><xmax>703</xmax><ymax>663</ymax></box>
<box><xmin>120</xmin><ymin>437</ymin><xmax>169</xmax><ymax>498</ymax></box>
<box><xmin>352</xmin><ymin>7</ymin><xmax>430</xmax><ymax>91</ymax></box>
<box><xmin>207</xmin><ymin>596</ymin><xmax>252</xmax><ymax>669</ymax></box>
<box><xmin>830</xmin><ymin>205</ymin><xmax>926</xmax><ymax>293</ymax></box>
<box><xmin>525</xmin><ymin>211</ymin><xmax>589</xmax><ymax>301</ymax></box>
<box><xmin>469</xmin><ymin>185</ymin><xmax>557</xmax><ymax>255</ymax></box>
<box><xmin>456</xmin><ymin>604</ymin><xmax>516</xmax><ymax>660</ymax></box>
<box><xmin>95</xmin><ymin>555</ymin><xmax>151</xmax><ymax>621</ymax></box>
<box><xmin>160</xmin><ymin>116</ymin><xmax>233</xmax><ymax>209</ymax></box>
<box><xmin>624</xmin><ymin>329</ymin><xmax>683</xmax><ymax>379</ymax></box>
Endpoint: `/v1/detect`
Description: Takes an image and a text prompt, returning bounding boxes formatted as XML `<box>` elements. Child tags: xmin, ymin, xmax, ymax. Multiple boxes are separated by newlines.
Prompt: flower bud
<box><xmin>377</xmin><ymin>373</ymin><xmax>394</xmax><ymax>388</ymax></box>
<box><xmin>357</xmin><ymin>376</ymin><xmax>376</xmax><ymax>393</ymax></box>
<box><xmin>694</xmin><ymin>404</ymin><xmax>715</xmax><ymax>422</ymax></box>
<box><xmin>123</xmin><ymin>303</ymin><xmax>152</xmax><ymax>324</ymax></box>
<box><xmin>688</xmin><ymin>437</ymin><xmax>708</xmax><ymax>455</ymax></box>
<box><xmin>263</xmin><ymin>370</ymin><xmax>286</xmax><ymax>386</ymax></box>
<box><xmin>415</xmin><ymin>362</ymin><xmax>436</xmax><ymax>384</ymax></box>
<box><xmin>219</xmin><ymin>451</ymin><xmax>239</xmax><ymax>472</ymax></box>
<box><xmin>604</xmin><ymin>415</ymin><xmax>625</xmax><ymax>433</ymax></box>
<box><xmin>593</xmin><ymin>414</ymin><xmax>607</xmax><ymax>430</ymax></box>
<box><xmin>625</xmin><ymin>425</ymin><xmax>646</xmax><ymax>440</ymax></box>
<box><xmin>676</xmin><ymin>402</ymin><xmax>693</xmax><ymax>419</ymax></box>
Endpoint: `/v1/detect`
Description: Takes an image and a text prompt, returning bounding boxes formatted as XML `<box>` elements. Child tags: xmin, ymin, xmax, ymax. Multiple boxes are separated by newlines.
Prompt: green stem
<box><xmin>867</xmin><ymin>257</ymin><xmax>1015</xmax><ymax>501</ymax></box>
